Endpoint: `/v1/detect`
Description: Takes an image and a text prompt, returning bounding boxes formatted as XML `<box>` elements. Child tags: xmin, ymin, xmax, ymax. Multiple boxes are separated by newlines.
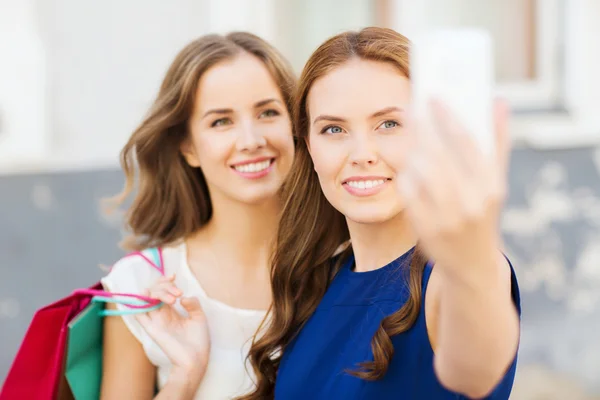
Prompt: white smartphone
<box><xmin>411</xmin><ymin>28</ymin><xmax>495</xmax><ymax>155</ymax></box>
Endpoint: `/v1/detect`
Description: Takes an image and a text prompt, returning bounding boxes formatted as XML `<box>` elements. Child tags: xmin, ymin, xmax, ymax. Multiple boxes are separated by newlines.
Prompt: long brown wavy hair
<box><xmin>105</xmin><ymin>32</ymin><xmax>296</xmax><ymax>251</ymax></box>
<box><xmin>241</xmin><ymin>27</ymin><xmax>427</xmax><ymax>399</ymax></box>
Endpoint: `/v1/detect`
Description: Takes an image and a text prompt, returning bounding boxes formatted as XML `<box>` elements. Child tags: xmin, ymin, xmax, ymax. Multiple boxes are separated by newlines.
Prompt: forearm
<box><xmin>434</xmin><ymin>255</ymin><xmax>519</xmax><ymax>398</ymax></box>
<box><xmin>154</xmin><ymin>367</ymin><xmax>205</xmax><ymax>400</ymax></box>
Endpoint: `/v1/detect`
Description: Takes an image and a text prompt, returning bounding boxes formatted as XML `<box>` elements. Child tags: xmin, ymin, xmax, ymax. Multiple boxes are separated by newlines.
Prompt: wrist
<box><xmin>167</xmin><ymin>365</ymin><xmax>206</xmax><ymax>396</ymax></box>
<box><xmin>438</xmin><ymin>254</ymin><xmax>503</xmax><ymax>292</ymax></box>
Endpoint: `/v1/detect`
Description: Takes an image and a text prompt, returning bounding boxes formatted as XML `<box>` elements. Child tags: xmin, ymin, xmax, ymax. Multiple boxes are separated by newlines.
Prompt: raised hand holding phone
<box><xmin>402</xmin><ymin>28</ymin><xmax>510</xmax><ymax>275</ymax></box>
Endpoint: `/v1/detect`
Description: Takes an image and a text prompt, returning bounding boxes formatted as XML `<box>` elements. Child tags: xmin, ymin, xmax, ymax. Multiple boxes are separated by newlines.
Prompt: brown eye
<box><xmin>211</xmin><ymin>118</ymin><xmax>232</xmax><ymax>127</ymax></box>
<box><xmin>259</xmin><ymin>109</ymin><xmax>280</xmax><ymax>118</ymax></box>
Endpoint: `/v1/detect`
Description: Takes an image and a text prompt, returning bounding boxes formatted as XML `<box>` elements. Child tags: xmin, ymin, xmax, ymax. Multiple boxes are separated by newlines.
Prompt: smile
<box><xmin>233</xmin><ymin>159</ymin><xmax>272</xmax><ymax>173</ymax></box>
<box><xmin>342</xmin><ymin>176</ymin><xmax>391</xmax><ymax>197</ymax></box>
<box><xmin>346</xmin><ymin>179</ymin><xmax>386</xmax><ymax>190</ymax></box>
<box><xmin>230</xmin><ymin>158</ymin><xmax>275</xmax><ymax>179</ymax></box>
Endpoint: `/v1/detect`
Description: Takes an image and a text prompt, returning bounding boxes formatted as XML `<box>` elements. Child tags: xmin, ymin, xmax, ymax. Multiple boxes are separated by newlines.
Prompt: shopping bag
<box><xmin>0</xmin><ymin>248</ymin><xmax>164</xmax><ymax>400</ymax></box>
<box><xmin>64</xmin><ymin>295</ymin><xmax>161</xmax><ymax>400</ymax></box>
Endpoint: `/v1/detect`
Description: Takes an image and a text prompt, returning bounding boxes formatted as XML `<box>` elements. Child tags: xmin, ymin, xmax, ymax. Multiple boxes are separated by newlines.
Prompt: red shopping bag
<box><xmin>0</xmin><ymin>283</ymin><xmax>101</xmax><ymax>400</ymax></box>
<box><xmin>0</xmin><ymin>249</ymin><xmax>164</xmax><ymax>400</ymax></box>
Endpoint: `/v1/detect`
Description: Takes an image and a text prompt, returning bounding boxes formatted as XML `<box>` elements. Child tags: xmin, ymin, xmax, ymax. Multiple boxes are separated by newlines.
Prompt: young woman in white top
<box><xmin>99</xmin><ymin>32</ymin><xmax>296</xmax><ymax>399</ymax></box>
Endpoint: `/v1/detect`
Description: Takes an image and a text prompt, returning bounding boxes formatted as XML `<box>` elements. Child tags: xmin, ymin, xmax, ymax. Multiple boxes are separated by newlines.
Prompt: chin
<box><xmin>234</xmin><ymin>183</ymin><xmax>282</xmax><ymax>205</ymax></box>
<box><xmin>338</xmin><ymin>201</ymin><xmax>405</xmax><ymax>225</ymax></box>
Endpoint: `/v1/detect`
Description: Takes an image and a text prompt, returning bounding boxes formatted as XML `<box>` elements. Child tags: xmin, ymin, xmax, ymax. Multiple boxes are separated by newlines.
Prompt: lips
<box><xmin>230</xmin><ymin>157</ymin><xmax>276</xmax><ymax>179</ymax></box>
<box><xmin>342</xmin><ymin>176</ymin><xmax>392</xmax><ymax>197</ymax></box>
<box><xmin>232</xmin><ymin>159</ymin><xmax>272</xmax><ymax>173</ymax></box>
<box><xmin>345</xmin><ymin>179</ymin><xmax>387</xmax><ymax>190</ymax></box>
<box><xmin>343</xmin><ymin>176</ymin><xmax>391</xmax><ymax>187</ymax></box>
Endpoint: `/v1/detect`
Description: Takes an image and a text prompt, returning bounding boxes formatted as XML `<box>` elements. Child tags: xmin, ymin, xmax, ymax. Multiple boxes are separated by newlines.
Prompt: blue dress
<box><xmin>275</xmin><ymin>248</ymin><xmax>521</xmax><ymax>399</ymax></box>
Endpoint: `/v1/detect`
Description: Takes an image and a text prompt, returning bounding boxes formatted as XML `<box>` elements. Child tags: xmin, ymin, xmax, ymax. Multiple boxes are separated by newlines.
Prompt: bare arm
<box><xmin>100</xmin><ymin>302</ymin><xmax>156</xmax><ymax>400</ymax></box>
<box><xmin>400</xmin><ymin>99</ymin><xmax>520</xmax><ymax>398</ymax></box>
<box><xmin>427</xmin><ymin>252</ymin><xmax>519</xmax><ymax>398</ymax></box>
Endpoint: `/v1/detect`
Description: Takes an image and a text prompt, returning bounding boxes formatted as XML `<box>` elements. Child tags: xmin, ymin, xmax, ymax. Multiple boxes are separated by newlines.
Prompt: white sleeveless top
<box><xmin>101</xmin><ymin>243</ymin><xmax>267</xmax><ymax>399</ymax></box>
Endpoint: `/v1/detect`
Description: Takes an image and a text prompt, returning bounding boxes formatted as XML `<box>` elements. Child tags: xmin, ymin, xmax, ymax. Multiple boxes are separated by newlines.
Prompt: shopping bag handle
<box><xmin>91</xmin><ymin>295</ymin><xmax>163</xmax><ymax>316</ymax></box>
<box><xmin>72</xmin><ymin>247</ymin><xmax>166</xmax><ymax>316</ymax></box>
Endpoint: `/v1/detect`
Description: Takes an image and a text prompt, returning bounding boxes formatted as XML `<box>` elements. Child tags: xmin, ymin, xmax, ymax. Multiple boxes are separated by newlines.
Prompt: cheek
<box><xmin>310</xmin><ymin>141</ymin><xmax>344</xmax><ymax>182</ymax></box>
<box><xmin>267</xmin><ymin>119</ymin><xmax>294</xmax><ymax>149</ymax></box>
<box><xmin>263</xmin><ymin>121</ymin><xmax>294</xmax><ymax>168</ymax></box>
<box><xmin>194</xmin><ymin>134</ymin><xmax>231</xmax><ymax>168</ymax></box>
<box><xmin>378</xmin><ymin>135</ymin><xmax>412</xmax><ymax>174</ymax></box>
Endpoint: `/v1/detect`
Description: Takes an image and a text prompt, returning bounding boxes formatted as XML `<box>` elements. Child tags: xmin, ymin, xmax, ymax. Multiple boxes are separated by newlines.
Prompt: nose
<box><xmin>349</xmin><ymin>133</ymin><xmax>379</xmax><ymax>167</ymax></box>
<box><xmin>236</xmin><ymin>120</ymin><xmax>267</xmax><ymax>152</ymax></box>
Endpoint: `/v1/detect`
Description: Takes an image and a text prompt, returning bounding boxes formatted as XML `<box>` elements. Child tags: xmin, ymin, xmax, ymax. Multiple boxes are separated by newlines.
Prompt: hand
<box><xmin>398</xmin><ymin>99</ymin><xmax>510</xmax><ymax>276</ymax></box>
<box><xmin>136</xmin><ymin>274</ymin><xmax>210</xmax><ymax>378</ymax></box>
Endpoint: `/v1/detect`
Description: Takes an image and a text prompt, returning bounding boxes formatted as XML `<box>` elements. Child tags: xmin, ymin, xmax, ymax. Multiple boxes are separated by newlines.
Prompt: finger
<box><xmin>162</xmin><ymin>282</ymin><xmax>183</xmax><ymax>298</ymax></box>
<box><xmin>180</xmin><ymin>297</ymin><xmax>205</xmax><ymax>320</ymax></box>
<box><xmin>429</xmin><ymin>99</ymin><xmax>486</xmax><ymax>176</ymax></box>
<box><xmin>404</xmin><ymin>153</ymin><xmax>442</xmax><ymax>207</ymax></box>
<box><xmin>400</xmin><ymin>173</ymin><xmax>436</xmax><ymax>239</ymax></box>
<box><xmin>148</xmin><ymin>286</ymin><xmax>177</xmax><ymax>305</ymax></box>
<box><xmin>397</xmin><ymin>166</ymin><xmax>418</xmax><ymax>204</ymax></box>
<box><xmin>493</xmin><ymin>99</ymin><xmax>511</xmax><ymax>181</ymax></box>
<box><xmin>166</xmin><ymin>284</ymin><xmax>182</xmax><ymax>297</ymax></box>
<box><xmin>154</xmin><ymin>280</ymin><xmax>182</xmax><ymax>297</ymax></box>
<box><xmin>158</xmin><ymin>273</ymin><xmax>176</xmax><ymax>283</ymax></box>
<box><xmin>407</xmin><ymin>117</ymin><xmax>464</xmax><ymax>210</ymax></box>
<box><xmin>152</xmin><ymin>278</ymin><xmax>182</xmax><ymax>296</ymax></box>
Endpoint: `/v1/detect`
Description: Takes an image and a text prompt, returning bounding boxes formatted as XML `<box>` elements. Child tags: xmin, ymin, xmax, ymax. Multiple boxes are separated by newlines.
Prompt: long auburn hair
<box><xmin>241</xmin><ymin>27</ymin><xmax>427</xmax><ymax>399</ymax></box>
<box><xmin>106</xmin><ymin>32</ymin><xmax>296</xmax><ymax>251</ymax></box>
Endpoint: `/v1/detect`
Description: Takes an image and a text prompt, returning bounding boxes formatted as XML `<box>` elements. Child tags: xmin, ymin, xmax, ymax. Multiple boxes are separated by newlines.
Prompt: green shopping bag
<box><xmin>62</xmin><ymin>248</ymin><xmax>165</xmax><ymax>399</ymax></box>
<box><xmin>63</xmin><ymin>295</ymin><xmax>162</xmax><ymax>399</ymax></box>
<box><xmin>64</xmin><ymin>300</ymin><xmax>105</xmax><ymax>399</ymax></box>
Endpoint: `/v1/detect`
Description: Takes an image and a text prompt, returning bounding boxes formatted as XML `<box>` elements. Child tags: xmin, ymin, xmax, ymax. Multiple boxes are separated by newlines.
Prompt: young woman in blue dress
<box><xmin>242</xmin><ymin>27</ymin><xmax>521</xmax><ymax>400</ymax></box>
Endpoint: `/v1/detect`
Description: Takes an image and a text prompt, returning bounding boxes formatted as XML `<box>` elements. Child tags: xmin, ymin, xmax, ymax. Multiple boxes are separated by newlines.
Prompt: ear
<box><xmin>180</xmin><ymin>138</ymin><xmax>200</xmax><ymax>168</ymax></box>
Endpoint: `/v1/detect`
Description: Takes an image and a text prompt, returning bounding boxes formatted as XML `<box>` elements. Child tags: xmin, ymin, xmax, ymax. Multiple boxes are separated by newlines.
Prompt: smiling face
<box><xmin>182</xmin><ymin>52</ymin><xmax>295</xmax><ymax>206</ymax></box>
<box><xmin>306</xmin><ymin>58</ymin><xmax>412</xmax><ymax>224</ymax></box>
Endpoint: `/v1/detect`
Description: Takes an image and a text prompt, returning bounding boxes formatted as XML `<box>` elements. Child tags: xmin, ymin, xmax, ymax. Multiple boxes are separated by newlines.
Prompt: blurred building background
<box><xmin>1</xmin><ymin>1</ymin><xmax>600</xmax><ymax>398</ymax></box>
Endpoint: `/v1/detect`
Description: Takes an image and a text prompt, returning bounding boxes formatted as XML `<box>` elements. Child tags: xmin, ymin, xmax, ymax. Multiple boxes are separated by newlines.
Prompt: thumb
<box><xmin>180</xmin><ymin>297</ymin><xmax>205</xmax><ymax>320</ymax></box>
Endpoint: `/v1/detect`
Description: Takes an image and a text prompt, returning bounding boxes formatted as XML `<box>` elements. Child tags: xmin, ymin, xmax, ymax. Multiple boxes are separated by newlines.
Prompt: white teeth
<box><xmin>347</xmin><ymin>179</ymin><xmax>385</xmax><ymax>190</ymax></box>
<box><xmin>234</xmin><ymin>160</ymin><xmax>271</xmax><ymax>173</ymax></box>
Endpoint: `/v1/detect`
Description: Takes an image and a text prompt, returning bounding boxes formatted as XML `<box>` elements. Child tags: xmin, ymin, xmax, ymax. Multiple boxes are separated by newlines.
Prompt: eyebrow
<box><xmin>312</xmin><ymin>106</ymin><xmax>404</xmax><ymax>126</ymax></box>
<box><xmin>371</xmin><ymin>106</ymin><xmax>404</xmax><ymax>118</ymax></box>
<box><xmin>255</xmin><ymin>98</ymin><xmax>281</xmax><ymax>108</ymax></box>
<box><xmin>312</xmin><ymin>115</ymin><xmax>347</xmax><ymax>125</ymax></box>
<box><xmin>201</xmin><ymin>98</ymin><xmax>282</xmax><ymax>120</ymax></box>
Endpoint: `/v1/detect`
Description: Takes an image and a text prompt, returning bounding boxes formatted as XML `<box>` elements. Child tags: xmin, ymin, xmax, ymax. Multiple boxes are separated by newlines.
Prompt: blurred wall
<box><xmin>0</xmin><ymin>0</ymin><xmax>211</xmax><ymax>168</ymax></box>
